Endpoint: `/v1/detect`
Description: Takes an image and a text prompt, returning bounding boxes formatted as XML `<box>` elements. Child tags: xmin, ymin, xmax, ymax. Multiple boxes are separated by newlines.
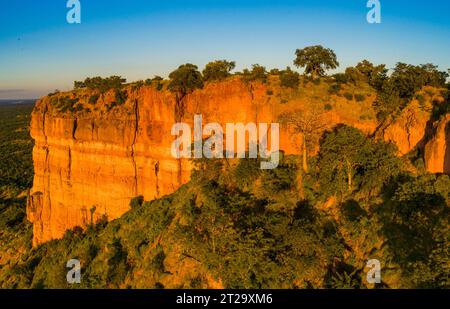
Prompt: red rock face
<box><xmin>380</xmin><ymin>101</ymin><xmax>431</xmax><ymax>155</ymax></box>
<box><xmin>28</xmin><ymin>86</ymin><xmax>183</xmax><ymax>246</ymax></box>
<box><xmin>28</xmin><ymin>78</ymin><xmax>447</xmax><ymax>246</ymax></box>
<box><xmin>425</xmin><ymin>114</ymin><xmax>450</xmax><ymax>174</ymax></box>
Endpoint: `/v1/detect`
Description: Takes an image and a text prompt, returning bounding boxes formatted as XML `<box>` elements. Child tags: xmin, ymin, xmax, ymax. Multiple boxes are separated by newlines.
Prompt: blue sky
<box><xmin>0</xmin><ymin>0</ymin><xmax>449</xmax><ymax>99</ymax></box>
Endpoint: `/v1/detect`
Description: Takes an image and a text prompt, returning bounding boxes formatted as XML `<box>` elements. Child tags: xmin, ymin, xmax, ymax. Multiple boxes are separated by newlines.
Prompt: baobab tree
<box><xmin>278</xmin><ymin>106</ymin><xmax>327</xmax><ymax>172</ymax></box>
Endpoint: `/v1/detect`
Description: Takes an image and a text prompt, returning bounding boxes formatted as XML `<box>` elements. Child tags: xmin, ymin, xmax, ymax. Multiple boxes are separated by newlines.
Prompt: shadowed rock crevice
<box><xmin>444</xmin><ymin>121</ymin><xmax>450</xmax><ymax>173</ymax></box>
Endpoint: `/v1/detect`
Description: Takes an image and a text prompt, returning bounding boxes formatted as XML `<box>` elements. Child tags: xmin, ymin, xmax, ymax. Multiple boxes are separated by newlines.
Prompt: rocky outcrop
<box><xmin>28</xmin><ymin>86</ymin><xmax>181</xmax><ymax>245</ymax></box>
<box><xmin>380</xmin><ymin>101</ymin><xmax>431</xmax><ymax>155</ymax></box>
<box><xmin>378</xmin><ymin>87</ymin><xmax>447</xmax><ymax>155</ymax></box>
<box><xmin>424</xmin><ymin>113</ymin><xmax>450</xmax><ymax>174</ymax></box>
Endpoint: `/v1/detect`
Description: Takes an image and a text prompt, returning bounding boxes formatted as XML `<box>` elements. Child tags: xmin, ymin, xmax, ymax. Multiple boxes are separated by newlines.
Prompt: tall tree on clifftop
<box><xmin>168</xmin><ymin>63</ymin><xmax>204</xmax><ymax>120</ymax></box>
<box><xmin>202</xmin><ymin>60</ymin><xmax>236</xmax><ymax>82</ymax></box>
<box><xmin>168</xmin><ymin>64</ymin><xmax>204</xmax><ymax>185</ymax></box>
<box><xmin>294</xmin><ymin>45</ymin><xmax>339</xmax><ymax>79</ymax></box>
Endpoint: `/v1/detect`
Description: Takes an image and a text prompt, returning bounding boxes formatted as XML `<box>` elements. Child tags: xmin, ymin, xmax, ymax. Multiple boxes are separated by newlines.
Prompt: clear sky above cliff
<box><xmin>0</xmin><ymin>0</ymin><xmax>449</xmax><ymax>99</ymax></box>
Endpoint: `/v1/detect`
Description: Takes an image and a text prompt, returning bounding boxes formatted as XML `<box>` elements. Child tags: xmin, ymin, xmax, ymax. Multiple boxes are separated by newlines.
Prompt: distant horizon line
<box><xmin>0</xmin><ymin>99</ymin><xmax>37</xmax><ymax>103</ymax></box>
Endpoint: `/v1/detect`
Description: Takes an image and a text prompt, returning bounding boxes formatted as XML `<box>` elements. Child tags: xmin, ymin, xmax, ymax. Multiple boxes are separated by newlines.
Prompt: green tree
<box><xmin>355</xmin><ymin>60</ymin><xmax>387</xmax><ymax>90</ymax></box>
<box><xmin>147</xmin><ymin>76</ymin><xmax>164</xmax><ymax>90</ymax></box>
<box><xmin>317</xmin><ymin>125</ymin><xmax>401</xmax><ymax>199</ymax></box>
<box><xmin>390</xmin><ymin>63</ymin><xmax>448</xmax><ymax>100</ymax></box>
<box><xmin>378</xmin><ymin>174</ymin><xmax>450</xmax><ymax>288</ymax></box>
<box><xmin>168</xmin><ymin>64</ymin><xmax>203</xmax><ymax>99</ymax></box>
<box><xmin>269</xmin><ymin>68</ymin><xmax>281</xmax><ymax>75</ymax></box>
<box><xmin>202</xmin><ymin>60</ymin><xmax>236</xmax><ymax>82</ymax></box>
<box><xmin>294</xmin><ymin>45</ymin><xmax>339</xmax><ymax>78</ymax></box>
<box><xmin>344</xmin><ymin>67</ymin><xmax>365</xmax><ymax>86</ymax></box>
<box><xmin>168</xmin><ymin>63</ymin><xmax>204</xmax><ymax>121</ymax></box>
<box><xmin>74</xmin><ymin>76</ymin><xmax>126</xmax><ymax>92</ymax></box>
<box><xmin>242</xmin><ymin>64</ymin><xmax>268</xmax><ymax>83</ymax></box>
<box><xmin>168</xmin><ymin>64</ymin><xmax>204</xmax><ymax>184</ymax></box>
<box><xmin>372</xmin><ymin>80</ymin><xmax>403</xmax><ymax>120</ymax></box>
<box><xmin>106</xmin><ymin>237</ymin><xmax>129</xmax><ymax>287</ymax></box>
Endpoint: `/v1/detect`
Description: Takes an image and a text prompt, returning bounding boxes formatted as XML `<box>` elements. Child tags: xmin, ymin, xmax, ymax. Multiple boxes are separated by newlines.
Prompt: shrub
<box><xmin>152</xmin><ymin>76</ymin><xmax>164</xmax><ymax>91</ymax></box>
<box><xmin>202</xmin><ymin>60</ymin><xmax>235</xmax><ymax>82</ymax></box>
<box><xmin>328</xmin><ymin>84</ymin><xmax>341</xmax><ymax>95</ymax></box>
<box><xmin>242</xmin><ymin>64</ymin><xmax>267</xmax><ymax>83</ymax></box>
<box><xmin>74</xmin><ymin>76</ymin><xmax>126</xmax><ymax>92</ymax></box>
<box><xmin>89</xmin><ymin>94</ymin><xmax>100</xmax><ymax>105</ymax></box>
<box><xmin>354</xmin><ymin>94</ymin><xmax>365</xmax><ymax>102</ymax></box>
<box><xmin>324</xmin><ymin>103</ymin><xmax>333</xmax><ymax>111</ymax></box>
<box><xmin>345</xmin><ymin>67</ymin><xmax>365</xmax><ymax>85</ymax></box>
<box><xmin>106</xmin><ymin>237</ymin><xmax>129</xmax><ymax>286</ymax></box>
<box><xmin>114</xmin><ymin>89</ymin><xmax>128</xmax><ymax>105</ymax></box>
<box><xmin>144</xmin><ymin>76</ymin><xmax>164</xmax><ymax>90</ymax></box>
<box><xmin>168</xmin><ymin>64</ymin><xmax>204</xmax><ymax>97</ymax></box>
<box><xmin>266</xmin><ymin>89</ymin><xmax>274</xmax><ymax>96</ymax></box>
<box><xmin>343</xmin><ymin>92</ymin><xmax>353</xmax><ymax>101</ymax></box>
<box><xmin>280</xmin><ymin>67</ymin><xmax>300</xmax><ymax>89</ymax></box>
<box><xmin>130</xmin><ymin>196</ymin><xmax>144</xmax><ymax>209</ymax></box>
<box><xmin>333</xmin><ymin>73</ymin><xmax>349</xmax><ymax>84</ymax></box>
<box><xmin>105</xmin><ymin>102</ymin><xmax>118</xmax><ymax>112</ymax></box>
<box><xmin>416</xmin><ymin>94</ymin><xmax>426</xmax><ymax>107</ymax></box>
<box><xmin>48</xmin><ymin>90</ymin><xmax>60</xmax><ymax>96</ymax></box>
<box><xmin>269</xmin><ymin>68</ymin><xmax>280</xmax><ymax>75</ymax></box>
<box><xmin>131</xmin><ymin>80</ymin><xmax>144</xmax><ymax>90</ymax></box>
<box><xmin>51</xmin><ymin>96</ymin><xmax>78</xmax><ymax>113</ymax></box>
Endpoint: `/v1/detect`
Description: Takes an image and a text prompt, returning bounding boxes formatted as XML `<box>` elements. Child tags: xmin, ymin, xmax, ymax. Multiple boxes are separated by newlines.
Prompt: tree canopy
<box><xmin>242</xmin><ymin>64</ymin><xmax>268</xmax><ymax>83</ymax></box>
<box><xmin>317</xmin><ymin>125</ymin><xmax>401</xmax><ymax>199</ymax></box>
<box><xmin>294</xmin><ymin>45</ymin><xmax>339</xmax><ymax>78</ymax></box>
<box><xmin>202</xmin><ymin>60</ymin><xmax>236</xmax><ymax>82</ymax></box>
<box><xmin>168</xmin><ymin>64</ymin><xmax>204</xmax><ymax>98</ymax></box>
<box><xmin>74</xmin><ymin>76</ymin><xmax>126</xmax><ymax>92</ymax></box>
<box><xmin>390</xmin><ymin>63</ymin><xmax>448</xmax><ymax>100</ymax></box>
<box><xmin>355</xmin><ymin>60</ymin><xmax>388</xmax><ymax>90</ymax></box>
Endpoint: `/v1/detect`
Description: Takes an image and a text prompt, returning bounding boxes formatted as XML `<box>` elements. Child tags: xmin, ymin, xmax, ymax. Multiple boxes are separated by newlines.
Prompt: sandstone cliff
<box><xmin>376</xmin><ymin>87</ymin><xmax>445</xmax><ymax>155</ymax></box>
<box><xmin>424</xmin><ymin>113</ymin><xmax>450</xmax><ymax>174</ymax></box>
<box><xmin>27</xmin><ymin>78</ymin><xmax>447</xmax><ymax>245</ymax></box>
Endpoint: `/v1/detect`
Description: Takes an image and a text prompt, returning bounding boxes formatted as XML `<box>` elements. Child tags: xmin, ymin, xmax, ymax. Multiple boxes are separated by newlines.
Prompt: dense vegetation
<box><xmin>0</xmin><ymin>104</ymin><xmax>34</xmax><ymax>195</ymax></box>
<box><xmin>0</xmin><ymin>103</ymin><xmax>34</xmax><ymax>289</ymax></box>
<box><xmin>74</xmin><ymin>76</ymin><xmax>126</xmax><ymax>92</ymax></box>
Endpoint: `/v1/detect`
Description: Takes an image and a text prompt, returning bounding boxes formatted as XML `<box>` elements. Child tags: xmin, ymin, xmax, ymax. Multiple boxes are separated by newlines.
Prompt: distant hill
<box><xmin>0</xmin><ymin>99</ymin><xmax>36</xmax><ymax>105</ymax></box>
